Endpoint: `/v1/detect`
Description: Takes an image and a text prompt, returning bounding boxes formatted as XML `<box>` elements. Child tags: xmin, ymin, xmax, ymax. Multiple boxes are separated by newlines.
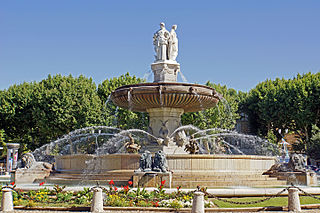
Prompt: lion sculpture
<box><xmin>21</xmin><ymin>153</ymin><xmax>36</xmax><ymax>169</ymax></box>
<box><xmin>152</xmin><ymin>150</ymin><xmax>168</xmax><ymax>173</ymax></box>
<box><xmin>287</xmin><ymin>153</ymin><xmax>306</xmax><ymax>172</ymax></box>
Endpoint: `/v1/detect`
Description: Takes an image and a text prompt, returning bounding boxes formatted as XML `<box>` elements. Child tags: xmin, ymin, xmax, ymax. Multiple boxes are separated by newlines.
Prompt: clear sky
<box><xmin>1</xmin><ymin>1</ymin><xmax>319</xmax><ymax>91</ymax></box>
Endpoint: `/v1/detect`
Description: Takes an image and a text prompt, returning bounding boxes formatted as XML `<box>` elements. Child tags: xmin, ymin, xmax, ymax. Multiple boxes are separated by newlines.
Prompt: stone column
<box><xmin>1</xmin><ymin>188</ymin><xmax>14</xmax><ymax>212</ymax></box>
<box><xmin>191</xmin><ymin>191</ymin><xmax>205</xmax><ymax>213</ymax></box>
<box><xmin>288</xmin><ymin>187</ymin><xmax>301</xmax><ymax>212</ymax></box>
<box><xmin>6</xmin><ymin>143</ymin><xmax>20</xmax><ymax>174</ymax></box>
<box><xmin>91</xmin><ymin>187</ymin><xmax>104</xmax><ymax>212</ymax></box>
<box><xmin>5</xmin><ymin>149</ymin><xmax>12</xmax><ymax>175</ymax></box>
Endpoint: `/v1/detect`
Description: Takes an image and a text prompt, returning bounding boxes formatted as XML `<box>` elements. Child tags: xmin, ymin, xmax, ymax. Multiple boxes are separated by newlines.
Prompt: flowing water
<box><xmin>32</xmin><ymin>124</ymin><xmax>279</xmax><ymax>162</ymax></box>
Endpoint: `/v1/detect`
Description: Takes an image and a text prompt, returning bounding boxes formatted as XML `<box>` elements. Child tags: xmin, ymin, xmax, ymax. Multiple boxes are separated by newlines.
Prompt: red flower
<box><xmin>159</xmin><ymin>185</ymin><xmax>163</xmax><ymax>189</ymax></box>
<box><xmin>152</xmin><ymin>201</ymin><xmax>159</xmax><ymax>207</ymax></box>
<box><xmin>114</xmin><ymin>187</ymin><xmax>118</xmax><ymax>191</ymax></box>
<box><xmin>123</xmin><ymin>185</ymin><xmax>129</xmax><ymax>190</ymax></box>
<box><xmin>128</xmin><ymin>181</ymin><xmax>133</xmax><ymax>185</ymax></box>
<box><xmin>109</xmin><ymin>179</ymin><xmax>114</xmax><ymax>185</ymax></box>
<box><xmin>161</xmin><ymin>180</ymin><xmax>166</xmax><ymax>185</ymax></box>
<box><xmin>39</xmin><ymin>181</ymin><xmax>45</xmax><ymax>186</ymax></box>
<box><xmin>10</xmin><ymin>181</ymin><xmax>15</xmax><ymax>185</ymax></box>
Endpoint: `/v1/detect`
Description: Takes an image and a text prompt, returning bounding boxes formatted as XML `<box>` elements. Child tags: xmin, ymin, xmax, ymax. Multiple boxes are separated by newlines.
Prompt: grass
<box><xmin>211</xmin><ymin>196</ymin><xmax>320</xmax><ymax>208</ymax></box>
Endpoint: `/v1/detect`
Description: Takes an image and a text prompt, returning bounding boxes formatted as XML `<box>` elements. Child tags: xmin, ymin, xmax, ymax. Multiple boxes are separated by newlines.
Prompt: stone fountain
<box><xmin>16</xmin><ymin>23</ymin><xmax>287</xmax><ymax>188</ymax></box>
<box><xmin>110</xmin><ymin>22</ymin><xmax>220</xmax><ymax>154</ymax></box>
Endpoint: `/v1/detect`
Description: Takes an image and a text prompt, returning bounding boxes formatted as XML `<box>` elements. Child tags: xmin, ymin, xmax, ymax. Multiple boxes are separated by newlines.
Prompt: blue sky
<box><xmin>1</xmin><ymin>1</ymin><xmax>319</xmax><ymax>91</ymax></box>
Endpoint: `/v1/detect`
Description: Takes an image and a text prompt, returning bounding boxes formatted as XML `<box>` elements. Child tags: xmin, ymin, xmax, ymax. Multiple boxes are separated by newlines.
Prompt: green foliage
<box><xmin>265</xmin><ymin>130</ymin><xmax>278</xmax><ymax>144</ymax></box>
<box><xmin>0</xmin><ymin>82</ymin><xmax>37</xmax><ymax>147</ymax></box>
<box><xmin>98</xmin><ymin>72</ymin><xmax>148</xmax><ymax>130</ymax></box>
<box><xmin>181</xmin><ymin>82</ymin><xmax>241</xmax><ymax>130</ymax></box>
<box><xmin>241</xmin><ymin>72</ymin><xmax>320</xmax><ymax>151</ymax></box>
<box><xmin>53</xmin><ymin>184</ymin><xmax>66</xmax><ymax>194</ymax></box>
<box><xmin>31</xmin><ymin>74</ymin><xmax>105</xmax><ymax>148</ymax></box>
<box><xmin>306</xmin><ymin>125</ymin><xmax>320</xmax><ymax>160</ymax></box>
<box><xmin>0</xmin><ymin>129</ymin><xmax>5</xmax><ymax>143</ymax></box>
<box><xmin>56</xmin><ymin>191</ymin><xmax>73</xmax><ymax>202</ymax></box>
<box><xmin>0</xmin><ymin>74</ymin><xmax>105</xmax><ymax>150</ymax></box>
<box><xmin>74</xmin><ymin>187</ymin><xmax>92</xmax><ymax>205</ymax></box>
<box><xmin>98</xmin><ymin>72</ymin><xmax>144</xmax><ymax>103</ymax></box>
<box><xmin>0</xmin><ymin>129</ymin><xmax>6</xmax><ymax>158</ymax></box>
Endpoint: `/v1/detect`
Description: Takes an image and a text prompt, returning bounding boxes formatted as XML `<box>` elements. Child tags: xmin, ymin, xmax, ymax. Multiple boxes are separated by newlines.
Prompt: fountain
<box><xmin>15</xmin><ymin>23</ymin><xmax>287</xmax><ymax>188</ymax></box>
<box><xmin>110</xmin><ymin>22</ymin><xmax>220</xmax><ymax>154</ymax></box>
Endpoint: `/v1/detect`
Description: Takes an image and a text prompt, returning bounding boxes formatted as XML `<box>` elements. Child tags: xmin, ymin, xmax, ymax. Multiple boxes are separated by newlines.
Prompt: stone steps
<box><xmin>46</xmin><ymin>173</ymin><xmax>131</xmax><ymax>183</ymax></box>
<box><xmin>173</xmin><ymin>180</ymin><xmax>287</xmax><ymax>188</ymax></box>
<box><xmin>172</xmin><ymin>176</ymin><xmax>277</xmax><ymax>181</ymax></box>
<box><xmin>42</xmin><ymin>177</ymin><xmax>130</xmax><ymax>186</ymax></box>
<box><xmin>51</xmin><ymin>171</ymin><xmax>271</xmax><ymax>180</ymax></box>
<box><xmin>173</xmin><ymin>173</ymin><xmax>272</xmax><ymax>178</ymax></box>
<box><xmin>44</xmin><ymin>170</ymin><xmax>287</xmax><ymax>188</ymax></box>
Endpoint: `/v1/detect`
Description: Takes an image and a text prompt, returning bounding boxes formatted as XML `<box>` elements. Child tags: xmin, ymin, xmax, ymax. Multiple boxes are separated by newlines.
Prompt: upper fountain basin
<box><xmin>110</xmin><ymin>82</ymin><xmax>220</xmax><ymax>112</ymax></box>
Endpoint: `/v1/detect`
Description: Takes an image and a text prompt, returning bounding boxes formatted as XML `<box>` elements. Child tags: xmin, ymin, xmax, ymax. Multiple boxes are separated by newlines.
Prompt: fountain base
<box><xmin>133</xmin><ymin>171</ymin><xmax>172</xmax><ymax>188</ymax></box>
<box><xmin>41</xmin><ymin>154</ymin><xmax>287</xmax><ymax>188</ymax></box>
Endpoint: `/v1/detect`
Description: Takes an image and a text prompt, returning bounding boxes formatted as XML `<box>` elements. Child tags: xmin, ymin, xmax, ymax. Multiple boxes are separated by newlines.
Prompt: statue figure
<box><xmin>175</xmin><ymin>131</ymin><xmax>188</xmax><ymax>147</ymax></box>
<box><xmin>152</xmin><ymin>150</ymin><xmax>168</xmax><ymax>172</ymax></box>
<box><xmin>136</xmin><ymin>150</ymin><xmax>152</xmax><ymax>172</ymax></box>
<box><xmin>168</xmin><ymin>25</ymin><xmax>178</xmax><ymax>61</ymax></box>
<box><xmin>184</xmin><ymin>135</ymin><xmax>199</xmax><ymax>154</ymax></box>
<box><xmin>153</xmin><ymin>22</ymin><xmax>170</xmax><ymax>61</ymax></box>
<box><xmin>287</xmin><ymin>153</ymin><xmax>306</xmax><ymax>172</ymax></box>
<box><xmin>124</xmin><ymin>134</ymin><xmax>141</xmax><ymax>153</ymax></box>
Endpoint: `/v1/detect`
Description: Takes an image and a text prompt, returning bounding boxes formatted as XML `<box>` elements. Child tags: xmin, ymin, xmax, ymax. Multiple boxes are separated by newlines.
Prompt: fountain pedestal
<box><xmin>151</xmin><ymin>61</ymin><xmax>180</xmax><ymax>83</ymax></box>
<box><xmin>147</xmin><ymin>107</ymin><xmax>183</xmax><ymax>138</ymax></box>
<box><xmin>146</xmin><ymin>107</ymin><xmax>187</xmax><ymax>154</ymax></box>
<box><xmin>133</xmin><ymin>171</ymin><xmax>172</xmax><ymax>188</ymax></box>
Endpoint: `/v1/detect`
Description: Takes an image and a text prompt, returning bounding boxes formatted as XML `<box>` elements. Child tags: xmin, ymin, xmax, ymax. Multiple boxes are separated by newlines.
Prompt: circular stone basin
<box><xmin>110</xmin><ymin>83</ymin><xmax>220</xmax><ymax>112</ymax></box>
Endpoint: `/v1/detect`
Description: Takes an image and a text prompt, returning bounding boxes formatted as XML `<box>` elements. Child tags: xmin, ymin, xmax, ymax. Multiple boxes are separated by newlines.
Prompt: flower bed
<box><xmin>2</xmin><ymin>181</ymin><xmax>320</xmax><ymax>210</ymax></box>
<box><xmin>2</xmin><ymin>181</ymin><xmax>214</xmax><ymax>209</ymax></box>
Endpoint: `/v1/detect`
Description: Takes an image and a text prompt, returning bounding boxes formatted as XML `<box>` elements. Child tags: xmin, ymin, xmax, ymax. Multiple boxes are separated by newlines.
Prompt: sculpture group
<box><xmin>136</xmin><ymin>150</ymin><xmax>168</xmax><ymax>173</ymax></box>
<box><xmin>153</xmin><ymin>22</ymin><xmax>178</xmax><ymax>62</ymax></box>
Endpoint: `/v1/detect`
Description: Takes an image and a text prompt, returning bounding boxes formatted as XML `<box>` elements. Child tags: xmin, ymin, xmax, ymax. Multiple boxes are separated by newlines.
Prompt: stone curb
<box><xmin>12</xmin><ymin>204</ymin><xmax>320</xmax><ymax>212</ymax></box>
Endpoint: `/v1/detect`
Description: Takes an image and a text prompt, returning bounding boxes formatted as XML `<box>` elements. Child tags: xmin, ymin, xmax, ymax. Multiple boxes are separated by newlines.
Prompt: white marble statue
<box><xmin>168</xmin><ymin>25</ymin><xmax>178</xmax><ymax>61</ymax></box>
<box><xmin>153</xmin><ymin>23</ymin><xmax>170</xmax><ymax>61</ymax></box>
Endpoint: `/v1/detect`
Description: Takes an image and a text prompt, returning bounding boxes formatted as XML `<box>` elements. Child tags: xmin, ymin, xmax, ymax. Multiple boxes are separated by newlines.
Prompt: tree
<box><xmin>0</xmin><ymin>74</ymin><xmax>105</xmax><ymax>150</ymax></box>
<box><xmin>181</xmin><ymin>82</ymin><xmax>241</xmax><ymax>130</ymax></box>
<box><xmin>31</xmin><ymin>74</ymin><xmax>105</xmax><ymax>148</ymax></box>
<box><xmin>306</xmin><ymin>125</ymin><xmax>320</xmax><ymax>160</ymax></box>
<box><xmin>241</xmin><ymin>72</ymin><xmax>320</xmax><ymax>151</ymax></box>
<box><xmin>0</xmin><ymin>129</ymin><xmax>5</xmax><ymax>158</ymax></box>
<box><xmin>97</xmin><ymin>73</ymin><xmax>148</xmax><ymax>130</ymax></box>
<box><xmin>0</xmin><ymin>82</ymin><xmax>37</xmax><ymax>147</ymax></box>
